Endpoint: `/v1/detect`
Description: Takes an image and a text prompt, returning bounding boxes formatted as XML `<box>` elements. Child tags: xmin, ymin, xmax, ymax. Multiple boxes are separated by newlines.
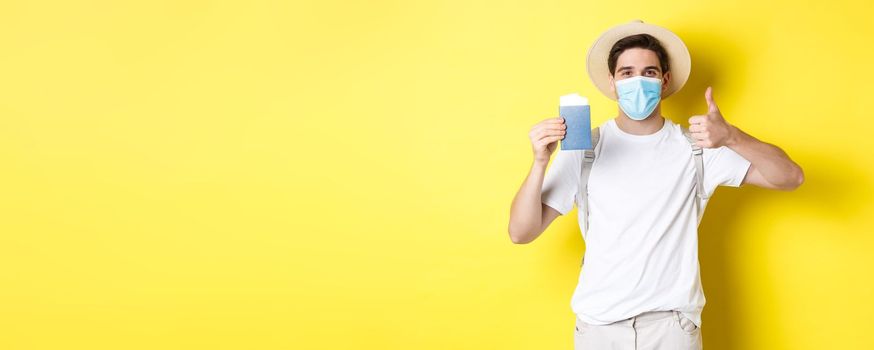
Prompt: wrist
<box><xmin>725</xmin><ymin>124</ymin><xmax>741</xmax><ymax>147</ymax></box>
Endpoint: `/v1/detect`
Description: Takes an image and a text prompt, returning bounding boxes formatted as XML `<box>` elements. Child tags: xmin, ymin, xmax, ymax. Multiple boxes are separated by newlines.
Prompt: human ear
<box><xmin>662</xmin><ymin>71</ymin><xmax>671</xmax><ymax>93</ymax></box>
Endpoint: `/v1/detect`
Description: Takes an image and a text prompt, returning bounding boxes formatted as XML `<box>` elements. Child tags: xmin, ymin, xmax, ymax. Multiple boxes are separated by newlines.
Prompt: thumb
<box><xmin>705</xmin><ymin>86</ymin><xmax>719</xmax><ymax>113</ymax></box>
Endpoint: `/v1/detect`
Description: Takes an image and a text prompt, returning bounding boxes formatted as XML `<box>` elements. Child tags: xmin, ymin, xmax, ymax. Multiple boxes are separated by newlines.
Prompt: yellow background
<box><xmin>1</xmin><ymin>0</ymin><xmax>872</xmax><ymax>349</ymax></box>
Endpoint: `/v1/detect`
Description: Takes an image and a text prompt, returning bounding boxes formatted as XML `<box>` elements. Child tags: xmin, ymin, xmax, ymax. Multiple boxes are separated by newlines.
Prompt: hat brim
<box><xmin>586</xmin><ymin>20</ymin><xmax>691</xmax><ymax>101</ymax></box>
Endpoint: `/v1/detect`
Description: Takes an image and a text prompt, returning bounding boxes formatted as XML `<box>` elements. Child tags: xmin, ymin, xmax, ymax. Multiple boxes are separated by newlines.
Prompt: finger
<box><xmin>534</xmin><ymin>119</ymin><xmax>563</xmax><ymax>131</ymax></box>
<box><xmin>689</xmin><ymin>124</ymin><xmax>705</xmax><ymax>132</ymax></box>
<box><xmin>705</xmin><ymin>86</ymin><xmax>719</xmax><ymax>113</ymax></box>
<box><xmin>688</xmin><ymin>115</ymin><xmax>706</xmax><ymax>125</ymax></box>
<box><xmin>537</xmin><ymin>129</ymin><xmax>566</xmax><ymax>139</ymax></box>
<box><xmin>538</xmin><ymin>135</ymin><xmax>564</xmax><ymax>146</ymax></box>
<box><xmin>545</xmin><ymin>120</ymin><xmax>567</xmax><ymax>129</ymax></box>
<box><xmin>531</xmin><ymin>124</ymin><xmax>566</xmax><ymax>137</ymax></box>
<box><xmin>542</xmin><ymin>118</ymin><xmax>565</xmax><ymax>126</ymax></box>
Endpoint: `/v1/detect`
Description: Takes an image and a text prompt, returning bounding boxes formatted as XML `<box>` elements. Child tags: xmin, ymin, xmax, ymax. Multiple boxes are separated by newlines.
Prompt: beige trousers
<box><xmin>574</xmin><ymin>310</ymin><xmax>703</xmax><ymax>350</ymax></box>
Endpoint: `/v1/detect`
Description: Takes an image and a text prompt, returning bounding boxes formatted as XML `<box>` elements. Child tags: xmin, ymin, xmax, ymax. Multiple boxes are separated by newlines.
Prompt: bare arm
<box><xmin>508</xmin><ymin>160</ymin><xmax>563</xmax><ymax>244</ymax></box>
<box><xmin>727</xmin><ymin>126</ymin><xmax>804</xmax><ymax>190</ymax></box>
<box><xmin>508</xmin><ymin>117</ymin><xmax>566</xmax><ymax>244</ymax></box>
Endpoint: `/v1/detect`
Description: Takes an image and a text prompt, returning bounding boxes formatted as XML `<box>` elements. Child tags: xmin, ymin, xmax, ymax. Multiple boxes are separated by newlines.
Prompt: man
<box><xmin>507</xmin><ymin>20</ymin><xmax>804</xmax><ymax>349</ymax></box>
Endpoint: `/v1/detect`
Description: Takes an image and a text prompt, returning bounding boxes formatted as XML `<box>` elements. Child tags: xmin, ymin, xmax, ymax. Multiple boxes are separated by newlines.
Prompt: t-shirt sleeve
<box><xmin>540</xmin><ymin>150</ymin><xmax>581</xmax><ymax>215</ymax></box>
<box><xmin>701</xmin><ymin>145</ymin><xmax>752</xmax><ymax>196</ymax></box>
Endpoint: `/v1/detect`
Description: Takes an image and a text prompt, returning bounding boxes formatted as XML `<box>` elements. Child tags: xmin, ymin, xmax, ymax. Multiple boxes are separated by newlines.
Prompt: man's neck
<box><xmin>614</xmin><ymin>105</ymin><xmax>666</xmax><ymax>135</ymax></box>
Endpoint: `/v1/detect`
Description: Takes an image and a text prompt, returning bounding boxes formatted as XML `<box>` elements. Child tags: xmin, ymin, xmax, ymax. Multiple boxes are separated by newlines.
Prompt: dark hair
<box><xmin>607</xmin><ymin>34</ymin><xmax>670</xmax><ymax>76</ymax></box>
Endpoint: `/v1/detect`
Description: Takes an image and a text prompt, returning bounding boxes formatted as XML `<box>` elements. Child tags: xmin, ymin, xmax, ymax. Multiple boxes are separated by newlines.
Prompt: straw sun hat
<box><xmin>586</xmin><ymin>20</ymin><xmax>691</xmax><ymax>100</ymax></box>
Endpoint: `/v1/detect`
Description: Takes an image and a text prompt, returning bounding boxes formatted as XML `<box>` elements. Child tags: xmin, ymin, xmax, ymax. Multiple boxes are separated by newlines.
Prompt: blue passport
<box><xmin>559</xmin><ymin>93</ymin><xmax>592</xmax><ymax>150</ymax></box>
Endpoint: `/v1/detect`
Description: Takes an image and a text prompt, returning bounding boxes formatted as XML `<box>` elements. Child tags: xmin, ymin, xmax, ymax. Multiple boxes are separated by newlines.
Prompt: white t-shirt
<box><xmin>540</xmin><ymin>117</ymin><xmax>751</xmax><ymax>328</ymax></box>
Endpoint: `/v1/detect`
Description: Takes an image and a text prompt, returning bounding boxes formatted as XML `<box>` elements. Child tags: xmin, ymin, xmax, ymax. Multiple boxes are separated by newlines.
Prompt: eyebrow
<box><xmin>617</xmin><ymin>65</ymin><xmax>662</xmax><ymax>72</ymax></box>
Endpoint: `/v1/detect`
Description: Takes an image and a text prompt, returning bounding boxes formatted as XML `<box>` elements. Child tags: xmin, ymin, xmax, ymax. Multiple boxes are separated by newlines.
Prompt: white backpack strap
<box><xmin>577</xmin><ymin>127</ymin><xmax>601</xmax><ymax>242</ymax></box>
<box><xmin>681</xmin><ymin>126</ymin><xmax>708</xmax><ymax>222</ymax></box>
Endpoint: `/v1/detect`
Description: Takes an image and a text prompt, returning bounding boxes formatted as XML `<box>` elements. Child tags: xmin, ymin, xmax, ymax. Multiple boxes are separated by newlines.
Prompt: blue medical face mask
<box><xmin>614</xmin><ymin>75</ymin><xmax>663</xmax><ymax>120</ymax></box>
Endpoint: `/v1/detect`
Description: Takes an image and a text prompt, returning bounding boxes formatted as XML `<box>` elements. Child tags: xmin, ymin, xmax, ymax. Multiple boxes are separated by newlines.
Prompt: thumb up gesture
<box><xmin>688</xmin><ymin>87</ymin><xmax>735</xmax><ymax>148</ymax></box>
